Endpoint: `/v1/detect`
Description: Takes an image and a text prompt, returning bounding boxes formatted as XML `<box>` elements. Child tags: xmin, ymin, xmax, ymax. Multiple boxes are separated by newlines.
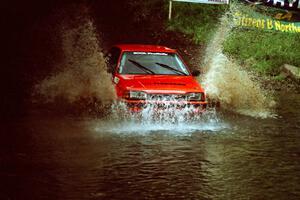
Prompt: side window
<box><xmin>107</xmin><ymin>47</ymin><xmax>121</xmax><ymax>74</ymax></box>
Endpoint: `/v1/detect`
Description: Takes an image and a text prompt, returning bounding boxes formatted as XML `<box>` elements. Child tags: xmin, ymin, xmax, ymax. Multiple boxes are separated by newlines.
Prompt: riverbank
<box><xmin>164</xmin><ymin>2</ymin><xmax>300</xmax><ymax>93</ymax></box>
<box><xmin>1</xmin><ymin>0</ymin><xmax>299</xmax><ymax>119</ymax></box>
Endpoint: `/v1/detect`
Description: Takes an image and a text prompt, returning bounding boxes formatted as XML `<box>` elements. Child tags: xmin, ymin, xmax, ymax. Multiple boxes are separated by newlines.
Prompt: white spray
<box><xmin>201</xmin><ymin>8</ymin><xmax>276</xmax><ymax>118</ymax></box>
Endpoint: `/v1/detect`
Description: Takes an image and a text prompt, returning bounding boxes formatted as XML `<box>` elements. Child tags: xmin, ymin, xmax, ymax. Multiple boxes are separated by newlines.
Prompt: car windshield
<box><xmin>119</xmin><ymin>52</ymin><xmax>190</xmax><ymax>75</ymax></box>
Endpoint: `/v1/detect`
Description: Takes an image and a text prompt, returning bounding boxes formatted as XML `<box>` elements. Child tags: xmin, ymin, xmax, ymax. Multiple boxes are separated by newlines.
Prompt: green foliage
<box><xmin>273</xmin><ymin>74</ymin><xmax>286</xmax><ymax>81</ymax></box>
<box><xmin>223</xmin><ymin>29</ymin><xmax>300</xmax><ymax>74</ymax></box>
<box><xmin>128</xmin><ymin>1</ymin><xmax>300</xmax><ymax>75</ymax></box>
<box><xmin>165</xmin><ymin>1</ymin><xmax>300</xmax><ymax>74</ymax></box>
<box><xmin>167</xmin><ymin>3</ymin><xmax>228</xmax><ymax>44</ymax></box>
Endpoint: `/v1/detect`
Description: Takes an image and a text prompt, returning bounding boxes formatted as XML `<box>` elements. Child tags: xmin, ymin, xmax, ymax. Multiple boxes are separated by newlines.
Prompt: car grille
<box><xmin>147</xmin><ymin>94</ymin><xmax>187</xmax><ymax>101</ymax></box>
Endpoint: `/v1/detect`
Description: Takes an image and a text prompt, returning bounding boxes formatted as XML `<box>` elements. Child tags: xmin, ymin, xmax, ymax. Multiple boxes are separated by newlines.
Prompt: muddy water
<box><xmin>1</xmin><ymin>93</ymin><xmax>299</xmax><ymax>200</ymax></box>
<box><xmin>2</xmin><ymin>2</ymin><xmax>299</xmax><ymax>199</ymax></box>
<box><xmin>35</xmin><ymin>14</ymin><xmax>115</xmax><ymax>105</ymax></box>
<box><xmin>201</xmin><ymin>13</ymin><xmax>275</xmax><ymax>118</ymax></box>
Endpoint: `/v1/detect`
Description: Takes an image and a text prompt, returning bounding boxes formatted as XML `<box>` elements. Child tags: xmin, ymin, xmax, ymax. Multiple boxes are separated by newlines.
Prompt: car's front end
<box><xmin>108</xmin><ymin>44</ymin><xmax>208</xmax><ymax>114</ymax></box>
<box><xmin>124</xmin><ymin>92</ymin><xmax>207</xmax><ymax>113</ymax></box>
<box><xmin>115</xmin><ymin>74</ymin><xmax>207</xmax><ymax>113</ymax></box>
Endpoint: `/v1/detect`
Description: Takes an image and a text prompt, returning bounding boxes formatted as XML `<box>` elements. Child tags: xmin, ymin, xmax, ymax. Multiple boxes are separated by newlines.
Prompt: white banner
<box><xmin>173</xmin><ymin>0</ymin><xmax>229</xmax><ymax>5</ymax></box>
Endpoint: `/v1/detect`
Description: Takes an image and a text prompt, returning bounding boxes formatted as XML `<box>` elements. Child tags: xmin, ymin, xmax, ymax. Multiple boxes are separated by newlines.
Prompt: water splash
<box><xmin>35</xmin><ymin>10</ymin><xmax>115</xmax><ymax>105</ymax></box>
<box><xmin>201</xmin><ymin>9</ymin><xmax>276</xmax><ymax>118</ymax></box>
<box><xmin>90</xmin><ymin>100</ymin><xmax>229</xmax><ymax>135</ymax></box>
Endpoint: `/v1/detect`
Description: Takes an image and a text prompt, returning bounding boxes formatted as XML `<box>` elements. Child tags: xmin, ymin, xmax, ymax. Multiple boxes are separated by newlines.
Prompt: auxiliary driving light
<box><xmin>126</xmin><ymin>91</ymin><xmax>147</xmax><ymax>100</ymax></box>
<box><xmin>187</xmin><ymin>93</ymin><xmax>204</xmax><ymax>101</ymax></box>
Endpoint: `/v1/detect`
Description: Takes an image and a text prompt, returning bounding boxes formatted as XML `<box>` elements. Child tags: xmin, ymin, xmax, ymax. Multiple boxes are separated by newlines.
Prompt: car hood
<box><xmin>118</xmin><ymin>75</ymin><xmax>204</xmax><ymax>94</ymax></box>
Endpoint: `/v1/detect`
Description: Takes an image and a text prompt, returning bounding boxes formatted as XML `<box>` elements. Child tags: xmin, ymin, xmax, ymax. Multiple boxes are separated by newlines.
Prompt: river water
<box><xmin>1</xmin><ymin>2</ymin><xmax>300</xmax><ymax>199</ymax></box>
<box><xmin>1</xmin><ymin>92</ymin><xmax>299</xmax><ymax>200</ymax></box>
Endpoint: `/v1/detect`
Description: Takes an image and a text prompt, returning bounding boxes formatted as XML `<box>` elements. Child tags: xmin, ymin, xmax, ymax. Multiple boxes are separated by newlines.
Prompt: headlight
<box><xmin>126</xmin><ymin>91</ymin><xmax>147</xmax><ymax>100</ymax></box>
<box><xmin>187</xmin><ymin>93</ymin><xmax>204</xmax><ymax>101</ymax></box>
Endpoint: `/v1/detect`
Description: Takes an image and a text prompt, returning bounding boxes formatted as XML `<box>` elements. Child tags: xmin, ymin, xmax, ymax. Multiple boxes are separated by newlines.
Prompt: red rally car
<box><xmin>106</xmin><ymin>44</ymin><xmax>207</xmax><ymax>112</ymax></box>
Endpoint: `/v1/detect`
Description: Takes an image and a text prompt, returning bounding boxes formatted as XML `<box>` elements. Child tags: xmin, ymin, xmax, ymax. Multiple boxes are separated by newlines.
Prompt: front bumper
<box><xmin>121</xmin><ymin>99</ymin><xmax>208</xmax><ymax>113</ymax></box>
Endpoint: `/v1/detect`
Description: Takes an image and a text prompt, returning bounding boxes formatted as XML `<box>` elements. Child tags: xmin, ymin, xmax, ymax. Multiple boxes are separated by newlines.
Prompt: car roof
<box><xmin>114</xmin><ymin>44</ymin><xmax>177</xmax><ymax>53</ymax></box>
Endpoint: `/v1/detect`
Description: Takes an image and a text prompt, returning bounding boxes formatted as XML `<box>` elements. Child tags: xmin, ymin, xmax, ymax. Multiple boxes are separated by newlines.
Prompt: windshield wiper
<box><xmin>128</xmin><ymin>59</ymin><xmax>155</xmax><ymax>74</ymax></box>
<box><xmin>155</xmin><ymin>62</ymin><xmax>188</xmax><ymax>75</ymax></box>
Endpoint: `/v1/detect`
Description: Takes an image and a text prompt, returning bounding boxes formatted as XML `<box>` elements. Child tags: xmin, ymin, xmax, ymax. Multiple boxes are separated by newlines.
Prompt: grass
<box><xmin>273</xmin><ymin>74</ymin><xmax>286</xmax><ymax>81</ymax></box>
<box><xmin>165</xmin><ymin>1</ymin><xmax>300</xmax><ymax>74</ymax></box>
<box><xmin>223</xmin><ymin>29</ymin><xmax>300</xmax><ymax>74</ymax></box>
<box><xmin>167</xmin><ymin>2</ymin><xmax>227</xmax><ymax>44</ymax></box>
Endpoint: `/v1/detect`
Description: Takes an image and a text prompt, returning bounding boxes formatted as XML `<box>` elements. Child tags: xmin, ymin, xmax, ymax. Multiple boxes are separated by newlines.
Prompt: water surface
<box><xmin>1</xmin><ymin>93</ymin><xmax>299</xmax><ymax>200</ymax></box>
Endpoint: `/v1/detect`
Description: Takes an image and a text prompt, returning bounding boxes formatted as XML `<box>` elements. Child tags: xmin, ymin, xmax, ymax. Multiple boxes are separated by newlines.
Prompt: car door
<box><xmin>107</xmin><ymin>47</ymin><xmax>123</xmax><ymax>97</ymax></box>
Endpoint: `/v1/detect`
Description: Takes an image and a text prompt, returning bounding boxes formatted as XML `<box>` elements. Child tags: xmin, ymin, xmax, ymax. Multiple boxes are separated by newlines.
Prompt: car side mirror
<box><xmin>191</xmin><ymin>70</ymin><xmax>201</xmax><ymax>77</ymax></box>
